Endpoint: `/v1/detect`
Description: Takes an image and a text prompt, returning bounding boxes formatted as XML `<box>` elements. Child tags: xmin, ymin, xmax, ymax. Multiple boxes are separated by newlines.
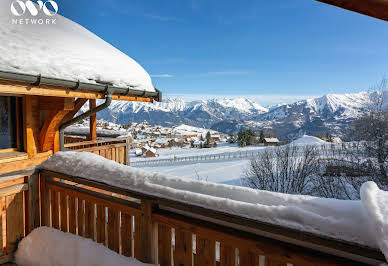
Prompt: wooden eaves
<box><xmin>316</xmin><ymin>0</ymin><xmax>388</xmax><ymax>21</ymax></box>
<box><xmin>0</xmin><ymin>71</ymin><xmax>161</xmax><ymax>103</ymax></box>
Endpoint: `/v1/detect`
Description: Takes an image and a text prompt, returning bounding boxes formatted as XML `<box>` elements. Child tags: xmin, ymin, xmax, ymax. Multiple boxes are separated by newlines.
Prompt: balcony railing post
<box><xmin>140</xmin><ymin>199</ymin><xmax>158</xmax><ymax>264</ymax></box>
<box><xmin>28</xmin><ymin>171</ymin><xmax>40</xmax><ymax>233</ymax></box>
<box><xmin>125</xmin><ymin>139</ymin><xmax>130</xmax><ymax>166</ymax></box>
<box><xmin>39</xmin><ymin>173</ymin><xmax>50</xmax><ymax>226</ymax></box>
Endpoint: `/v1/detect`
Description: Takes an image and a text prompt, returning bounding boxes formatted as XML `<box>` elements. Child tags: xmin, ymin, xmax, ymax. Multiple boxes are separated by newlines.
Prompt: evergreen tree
<box><xmin>259</xmin><ymin>130</ymin><xmax>265</xmax><ymax>143</ymax></box>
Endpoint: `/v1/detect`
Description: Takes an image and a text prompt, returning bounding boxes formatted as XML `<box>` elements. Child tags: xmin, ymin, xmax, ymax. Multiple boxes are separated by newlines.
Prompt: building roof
<box><xmin>0</xmin><ymin>0</ymin><xmax>155</xmax><ymax>93</ymax></box>
<box><xmin>264</xmin><ymin>138</ymin><xmax>279</xmax><ymax>143</ymax></box>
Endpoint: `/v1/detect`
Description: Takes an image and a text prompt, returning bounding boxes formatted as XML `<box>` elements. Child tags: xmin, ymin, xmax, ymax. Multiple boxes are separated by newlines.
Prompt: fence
<box><xmin>131</xmin><ymin>143</ymin><xmax>356</xmax><ymax>167</ymax></box>
<box><xmin>131</xmin><ymin>151</ymin><xmax>264</xmax><ymax>167</ymax></box>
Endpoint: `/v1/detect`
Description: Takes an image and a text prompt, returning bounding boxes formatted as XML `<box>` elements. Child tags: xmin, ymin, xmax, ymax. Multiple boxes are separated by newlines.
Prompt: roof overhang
<box><xmin>0</xmin><ymin>70</ymin><xmax>162</xmax><ymax>102</ymax></box>
<box><xmin>316</xmin><ymin>0</ymin><xmax>388</xmax><ymax>21</ymax></box>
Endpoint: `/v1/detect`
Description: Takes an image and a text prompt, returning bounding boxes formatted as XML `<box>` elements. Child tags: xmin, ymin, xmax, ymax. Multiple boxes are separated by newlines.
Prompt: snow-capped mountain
<box><xmin>92</xmin><ymin>91</ymin><xmax>387</xmax><ymax>140</ymax></box>
<box><xmin>241</xmin><ymin>91</ymin><xmax>388</xmax><ymax>139</ymax></box>
<box><xmin>95</xmin><ymin>97</ymin><xmax>268</xmax><ymax>128</ymax></box>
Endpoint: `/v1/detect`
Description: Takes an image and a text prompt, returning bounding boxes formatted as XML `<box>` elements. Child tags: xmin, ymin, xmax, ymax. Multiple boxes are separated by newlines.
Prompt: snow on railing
<box><xmin>34</xmin><ymin>152</ymin><xmax>387</xmax><ymax>265</ymax></box>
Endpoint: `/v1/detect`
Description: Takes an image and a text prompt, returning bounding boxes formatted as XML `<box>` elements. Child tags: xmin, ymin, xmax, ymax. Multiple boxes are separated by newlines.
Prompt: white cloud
<box><xmin>151</xmin><ymin>74</ymin><xmax>174</xmax><ymax>78</ymax></box>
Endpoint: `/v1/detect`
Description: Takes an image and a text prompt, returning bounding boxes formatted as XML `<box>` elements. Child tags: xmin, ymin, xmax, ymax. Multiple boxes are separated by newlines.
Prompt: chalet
<box><xmin>0</xmin><ymin>1</ymin><xmax>387</xmax><ymax>265</ymax></box>
<box><xmin>264</xmin><ymin>137</ymin><xmax>280</xmax><ymax>146</ymax></box>
<box><xmin>144</xmin><ymin>147</ymin><xmax>157</xmax><ymax>158</ymax></box>
<box><xmin>0</xmin><ymin>2</ymin><xmax>161</xmax><ymax>177</ymax></box>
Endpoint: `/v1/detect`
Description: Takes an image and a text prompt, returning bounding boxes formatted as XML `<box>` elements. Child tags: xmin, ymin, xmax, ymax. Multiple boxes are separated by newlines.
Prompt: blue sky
<box><xmin>54</xmin><ymin>0</ymin><xmax>387</xmax><ymax>105</ymax></box>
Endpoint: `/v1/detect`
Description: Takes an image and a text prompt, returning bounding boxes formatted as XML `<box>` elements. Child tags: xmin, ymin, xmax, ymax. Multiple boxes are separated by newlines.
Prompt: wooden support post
<box><xmin>28</xmin><ymin>172</ymin><xmax>40</xmax><ymax>232</ymax></box>
<box><xmin>23</xmin><ymin>96</ymin><xmax>40</xmax><ymax>158</ymax></box>
<box><xmin>125</xmin><ymin>139</ymin><xmax>130</xmax><ymax>166</ymax></box>
<box><xmin>140</xmin><ymin>200</ymin><xmax>158</xmax><ymax>264</ymax></box>
<box><xmin>40</xmin><ymin>174</ymin><xmax>50</xmax><ymax>226</ymax></box>
<box><xmin>89</xmin><ymin>99</ymin><xmax>97</xmax><ymax>141</ymax></box>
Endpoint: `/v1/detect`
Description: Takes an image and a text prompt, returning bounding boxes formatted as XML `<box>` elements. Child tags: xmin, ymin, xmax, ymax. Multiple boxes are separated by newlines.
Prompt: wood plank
<box><xmin>174</xmin><ymin>229</ymin><xmax>193</xmax><ymax>266</ymax></box>
<box><xmin>134</xmin><ymin>215</ymin><xmax>142</xmax><ymax>260</ymax></box>
<box><xmin>28</xmin><ymin>173</ymin><xmax>40</xmax><ymax>232</ymax></box>
<box><xmin>84</xmin><ymin>200</ymin><xmax>94</xmax><ymax>239</ymax></box>
<box><xmin>0</xmin><ymin>80</ymin><xmax>156</xmax><ymax>102</ymax></box>
<box><xmin>106</xmin><ymin>148</ymin><xmax>112</xmax><ymax>160</ymax></box>
<box><xmin>60</xmin><ymin>192</ymin><xmax>68</xmax><ymax>232</ymax></box>
<box><xmin>96</xmin><ymin>204</ymin><xmax>106</xmax><ymax>245</ymax></box>
<box><xmin>158</xmin><ymin>224</ymin><xmax>172</xmax><ymax>266</ymax></box>
<box><xmin>0</xmin><ymin>153</ymin><xmax>28</xmax><ymax>164</ymax></box>
<box><xmin>239</xmin><ymin>249</ymin><xmax>259</xmax><ymax>266</ymax></box>
<box><xmin>23</xmin><ymin>95</ymin><xmax>39</xmax><ymax>158</ymax></box>
<box><xmin>0</xmin><ymin>152</ymin><xmax>51</xmax><ymax>176</ymax></box>
<box><xmin>0</xmin><ymin>177</ymin><xmax>25</xmax><ymax>189</ymax></box>
<box><xmin>77</xmin><ymin>198</ymin><xmax>84</xmax><ymax>236</ymax></box>
<box><xmin>89</xmin><ymin>99</ymin><xmax>97</xmax><ymax>141</ymax></box>
<box><xmin>61</xmin><ymin>98</ymin><xmax>88</xmax><ymax>124</ymax></box>
<box><xmin>68</xmin><ymin>195</ymin><xmax>76</xmax><ymax>234</ymax></box>
<box><xmin>0</xmin><ymin>184</ymin><xmax>28</xmax><ymax>197</ymax></box>
<box><xmin>111</xmin><ymin>147</ymin><xmax>116</xmax><ymax>163</ymax></box>
<box><xmin>121</xmin><ymin>212</ymin><xmax>132</xmax><ymax>257</ymax></box>
<box><xmin>51</xmin><ymin>189</ymin><xmax>59</xmax><ymax>229</ymax></box>
<box><xmin>40</xmin><ymin>175</ymin><xmax>50</xmax><ymax>226</ymax></box>
<box><xmin>220</xmin><ymin>244</ymin><xmax>235</xmax><ymax>266</ymax></box>
<box><xmin>6</xmin><ymin>193</ymin><xmax>24</xmax><ymax>253</ymax></box>
<box><xmin>265</xmin><ymin>258</ymin><xmax>285</xmax><ymax>266</ymax></box>
<box><xmin>107</xmin><ymin>207</ymin><xmax>120</xmax><ymax>253</ymax></box>
<box><xmin>1</xmin><ymin>197</ymin><xmax>5</xmax><ymax>254</ymax></box>
<box><xmin>196</xmin><ymin>235</ymin><xmax>215</xmax><ymax>266</ymax></box>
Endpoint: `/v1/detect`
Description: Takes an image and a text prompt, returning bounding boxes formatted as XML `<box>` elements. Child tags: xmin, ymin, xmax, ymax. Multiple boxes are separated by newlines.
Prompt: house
<box><xmin>0</xmin><ymin>3</ymin><xmax>161</xmax><ymax>176</ymax></box>
<box><xmin>144</xmin><ymin>148</ymin><xmax>157</xmax><ymax>158</ymax></box>
<box><xmin>264</xmin><ymin>138</ymin><xmax>280</xmax><ymax>146</ymax></box>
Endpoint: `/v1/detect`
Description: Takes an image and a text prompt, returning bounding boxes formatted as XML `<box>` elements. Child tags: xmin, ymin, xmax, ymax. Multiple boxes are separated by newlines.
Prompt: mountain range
<box><xmin>92</xmin><ymin>91</ymin><xmax>388</xmax><ymax>140</ymax></box>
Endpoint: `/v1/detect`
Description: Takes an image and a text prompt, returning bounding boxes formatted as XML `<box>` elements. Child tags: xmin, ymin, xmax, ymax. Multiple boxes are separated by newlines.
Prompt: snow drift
<box><xmin>0</xmin><ymin>0</ymin><xmax>154</xmax><ymax>92</ymax></box>
<box><xmin>15</xmin><ymin>227</ymin><xmax>156</xmax><ymax>266</ymax></box>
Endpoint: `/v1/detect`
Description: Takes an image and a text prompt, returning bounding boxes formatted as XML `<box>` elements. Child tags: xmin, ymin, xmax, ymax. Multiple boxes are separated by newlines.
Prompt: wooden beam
<box><xmin>316</xmin><ymin>0</ymin><xmax>388</xmax><ymax>21</ymax></box>
<box><xmin>89</xmin><ymin>99</ymin><xmax>97</xmax><ymax>141</ymax></box>
<box><xmin>39</xmin><ymin>108</ymin><xmax>69</xmax><ymax>152</ymax></box>
<box><xmin>23</xmin><ymin>96</ymin><xmax>40</xmax><ymax>158</ymax></box>
<box><xmin>0</xmin><ymin>79</ymin><xmax>154</xmax><ymax>102</ymax></box>
<box><xmin>61</xmin><ymin>98</ymin><xmax>88</xmax><ymax>124</ymax></box>
<box><xmin>0</xmin><ymin>151</ymin><xmax>52</xmax><ymax>175</ymax></box>
<box><xmin>39</xmin><ymin>97</ymin><xmax>74</xmax><ymax>111</ymax></box>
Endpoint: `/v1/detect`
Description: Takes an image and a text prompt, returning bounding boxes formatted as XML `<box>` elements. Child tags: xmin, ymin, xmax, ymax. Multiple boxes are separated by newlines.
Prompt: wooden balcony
<box><xmin>64</xmin><ymin>138</ymin><xmax>131</xmax><ymax>165</ymax></box>
<box><xmin>0</xmin><ymin>168</ymin><xmax>385</xmax><ymax>265</ymax></box>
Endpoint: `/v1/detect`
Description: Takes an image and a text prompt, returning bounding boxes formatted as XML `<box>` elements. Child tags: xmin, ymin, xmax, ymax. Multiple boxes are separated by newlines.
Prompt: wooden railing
<box><xmin>36</xmin><ymin>169</ymin><xmax>386</xmax><ymax>266</ymax></box>
<box><xmin>64</xmin><ymin>139</ymin><xmax>130</xmax><ymax>165</ymax></box>
<box><xmin>0</xmin><ymin>170</ymin><xmax>35</xmax><ymax>264</ymax></box>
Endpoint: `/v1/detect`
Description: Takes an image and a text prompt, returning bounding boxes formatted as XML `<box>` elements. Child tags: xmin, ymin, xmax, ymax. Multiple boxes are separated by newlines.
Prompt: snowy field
<box><xmin>133</xmin><ymin>136</ymin><xmax>330</xmax><ymax>184</ymax></box>
<box><xmin>131</xmin><ymin>143</ymin><xmax>267</xmax><ymax>162</ymax></box>
<box><xmin>138</xmin><ymin>158</ymin><xmax>250</xmax><ymax>185</ymax></box>
<box><xmin>133</xmin><ymin>143</ymin><xmax>267</xmax><ymax>184</ymax></box>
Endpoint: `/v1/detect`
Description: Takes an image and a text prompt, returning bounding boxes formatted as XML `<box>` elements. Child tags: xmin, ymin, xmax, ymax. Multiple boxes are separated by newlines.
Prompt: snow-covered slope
<box><xmin>0</xmin><ymin>0</ymin><xmax>154</xmax><ymax>92</ymax></box>
<box><xmin>245</xmin><ymin>90</ymin><xmax>388</xmax><ymax>139</ymax></box>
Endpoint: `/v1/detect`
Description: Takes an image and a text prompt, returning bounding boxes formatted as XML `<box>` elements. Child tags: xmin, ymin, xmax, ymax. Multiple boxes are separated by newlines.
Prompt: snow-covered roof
<box><xmin>41</xmin><ymin>152</ymin><xmax>388</xmax><ymax>260</ymax></box>
<box><xmin>0</xmin><ymin>0</ymin><xmax>154</xmax><ymax>92</ymax></box>
<box><xmin>264</xmin><ymin>138</ymin><xmax>279</xmax><ymax>143</ymax></box>
<box><xmin>291</xmin><ymin>135</ymin><xmax>326</xmax><ymax>145</ymax></box>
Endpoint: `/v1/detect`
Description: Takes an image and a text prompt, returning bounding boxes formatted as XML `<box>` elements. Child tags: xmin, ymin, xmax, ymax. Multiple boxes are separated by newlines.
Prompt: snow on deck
<box><xmin>40</xmin><ymin>152</ymin><xmax>388</xmax><ymax>260</ymax></box>
<box><xmin>15</xmin><ymin>227</ymin><xmax>156</xmax><ymax>266</ymax></box>
<box><xmin>0</xmin><ymin>0</ymin><xmax>154</xmax><ymax>92</ymax></box>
